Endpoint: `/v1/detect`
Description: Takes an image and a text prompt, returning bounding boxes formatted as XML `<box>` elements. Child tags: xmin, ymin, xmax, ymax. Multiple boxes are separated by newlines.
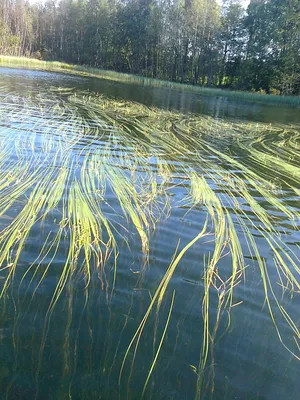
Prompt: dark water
<box><xmin>0</xmin><ymin>67</ymin><xmax>299</xmax><ymax>400</ymax></box>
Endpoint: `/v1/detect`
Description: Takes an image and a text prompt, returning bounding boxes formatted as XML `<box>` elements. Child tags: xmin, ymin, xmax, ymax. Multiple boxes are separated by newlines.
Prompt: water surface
<box><xmin>0</xmin><ymin>67</ymin><xmax>299</xmax><ymax>400</ymax></box>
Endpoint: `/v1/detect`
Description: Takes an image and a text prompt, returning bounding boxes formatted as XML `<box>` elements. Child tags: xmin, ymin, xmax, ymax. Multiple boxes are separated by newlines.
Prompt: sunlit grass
<box><xmin>0</xmin><ymin>84</ymin><xmax>299</xmax><ymax>398</ymax></box>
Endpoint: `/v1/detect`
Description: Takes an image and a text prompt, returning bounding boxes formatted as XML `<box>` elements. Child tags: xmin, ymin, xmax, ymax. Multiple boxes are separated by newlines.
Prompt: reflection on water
<box><xmin>0</xmin><ymin>67</ymin><xmax>299</xmax><ymax>400</ymax></box>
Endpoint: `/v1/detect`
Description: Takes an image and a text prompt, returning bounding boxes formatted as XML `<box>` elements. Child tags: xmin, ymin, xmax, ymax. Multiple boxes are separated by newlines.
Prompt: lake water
<box><xmin>0</xmin><ymin>67</ymin><xmax>299</xmax><ymax>400</ymax></box>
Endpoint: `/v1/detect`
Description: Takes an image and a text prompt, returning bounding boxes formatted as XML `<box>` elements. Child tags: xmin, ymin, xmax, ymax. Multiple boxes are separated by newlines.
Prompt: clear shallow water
<box><xmin>0</xmin><ymin>67</ymin><xmax>299</xmax><ymax>400</ymax></box>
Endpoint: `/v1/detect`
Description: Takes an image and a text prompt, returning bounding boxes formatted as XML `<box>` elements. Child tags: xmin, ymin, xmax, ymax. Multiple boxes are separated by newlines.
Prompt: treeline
<box><xmin>0</xmin><ymin>0</ymin><xmax>300</xmax><ymax>94</ymax></box>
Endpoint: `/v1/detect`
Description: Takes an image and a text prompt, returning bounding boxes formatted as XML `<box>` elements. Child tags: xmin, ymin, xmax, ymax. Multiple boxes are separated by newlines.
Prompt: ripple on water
<box><xmin>0</xmin><ymin>67</ymin><xmax>299</xmax><ymax>400</ymax></box>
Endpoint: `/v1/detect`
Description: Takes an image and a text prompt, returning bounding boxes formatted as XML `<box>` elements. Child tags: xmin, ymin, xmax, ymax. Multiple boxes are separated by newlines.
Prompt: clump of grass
<box><xmin>0</xmin><ymin>86</ymin><xmax>299</xmax><ymax>398</ymax></box>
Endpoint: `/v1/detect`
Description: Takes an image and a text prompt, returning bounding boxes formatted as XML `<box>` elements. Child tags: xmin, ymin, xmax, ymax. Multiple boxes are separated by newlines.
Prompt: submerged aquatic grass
<box><xmin>0</xmin><ymin>82</ymin><xmax>299</xmax><ymax>399</ymax></box>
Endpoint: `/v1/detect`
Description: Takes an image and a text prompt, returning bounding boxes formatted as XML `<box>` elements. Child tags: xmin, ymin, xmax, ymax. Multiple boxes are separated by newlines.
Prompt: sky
<box><xmin>28</xmin><ymin>0</ymin><xmax>251</xmax><ymax>6</ymax></box>
<box><xmin>217</xmin><ymin>0</ymin><xmax>251</xmax><ymax>7</ymax></box>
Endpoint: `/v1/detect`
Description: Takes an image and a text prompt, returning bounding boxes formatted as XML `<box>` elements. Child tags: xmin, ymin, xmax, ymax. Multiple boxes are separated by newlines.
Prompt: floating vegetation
<box><xmin>0</xmin><ymin>81</ymin><xmax>299</xmax><ymax>399</ymax></box>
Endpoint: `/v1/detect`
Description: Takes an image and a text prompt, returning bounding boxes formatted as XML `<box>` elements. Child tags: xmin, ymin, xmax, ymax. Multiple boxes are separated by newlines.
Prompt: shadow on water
<box><xmin>1</xmin><ymin>66</ymin><xmax>300</xmax><ymax>124</ymax></box>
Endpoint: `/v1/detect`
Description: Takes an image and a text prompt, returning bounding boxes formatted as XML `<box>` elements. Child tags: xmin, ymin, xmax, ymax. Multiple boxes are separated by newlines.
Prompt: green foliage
<box><xmin>0</xmin><ymin>0</ymin><xmax>300</xmax><ymax>95</ymax></box>
<box><xmin>269</xmin><ymin>87</ymin><xmax>281</xmax><ymax>95</ymax></box>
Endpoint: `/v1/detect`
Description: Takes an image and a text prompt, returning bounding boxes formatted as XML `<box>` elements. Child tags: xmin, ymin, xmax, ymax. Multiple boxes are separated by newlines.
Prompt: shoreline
<box><xmin>1</xmin><ymin>55</ymin><xmax>300</xmax><ymax>108</ymax></box>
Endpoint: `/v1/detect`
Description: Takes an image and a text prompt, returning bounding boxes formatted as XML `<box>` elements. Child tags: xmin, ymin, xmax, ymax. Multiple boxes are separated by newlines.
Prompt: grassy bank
<box><xmin>1</xmin><ymin>55</ymin><xmax>300</xmax><ymax>107</ymax></box>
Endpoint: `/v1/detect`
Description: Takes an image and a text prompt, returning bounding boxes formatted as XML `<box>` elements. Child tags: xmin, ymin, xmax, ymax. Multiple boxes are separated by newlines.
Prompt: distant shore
<box><xmin>1</xmin><ymin>55</ymin><xmax>300</xmax><ymax>108</ymax></box>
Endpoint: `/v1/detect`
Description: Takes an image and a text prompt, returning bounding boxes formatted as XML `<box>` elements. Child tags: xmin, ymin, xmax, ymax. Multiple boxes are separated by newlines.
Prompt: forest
<box><xmin>0</xmin><ymin>0</ymin><xmax>299</xmax><ymax>95</ymax></box>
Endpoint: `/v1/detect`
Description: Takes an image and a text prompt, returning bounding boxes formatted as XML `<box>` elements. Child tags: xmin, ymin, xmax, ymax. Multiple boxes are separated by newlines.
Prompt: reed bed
<box><xmin>0</xmin><ymin>84</ymin><xmax>299</xmax><ymax>399</ymax></box>
<box><xmin>1</xmin><ymin>55</ymin><xmax>300</xmax><ymax>107</ymax></box>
